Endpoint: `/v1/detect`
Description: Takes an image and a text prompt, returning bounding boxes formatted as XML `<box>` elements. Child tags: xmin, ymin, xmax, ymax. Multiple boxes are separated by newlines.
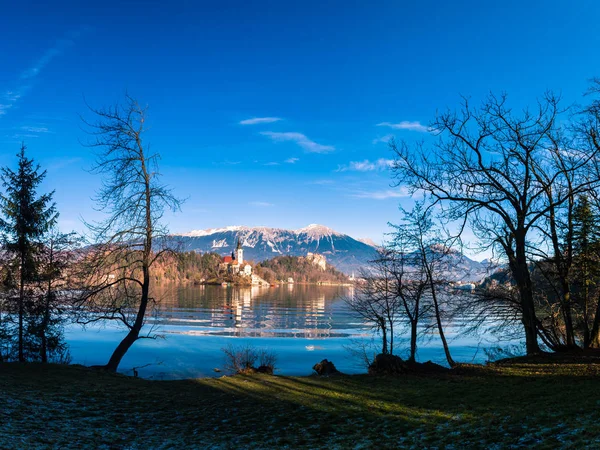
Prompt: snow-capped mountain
<box><xmin>171</xmin><ymin>224</ymin><xmax>376</xmax><ymax>274</ymax></box>
<box><xmin>356</xmin><ymin>237</ymin><xmax>380</xmax><ymax>248</ymax></box>
<box><xmin>170</xmin><ymin>224</ymin><xmax>494</xmax><ymax>280</ymax></box>
<box><xmin>422</xmin><ymin>248</ymin><xmax>500</xmax><ymax>282</ymax></box>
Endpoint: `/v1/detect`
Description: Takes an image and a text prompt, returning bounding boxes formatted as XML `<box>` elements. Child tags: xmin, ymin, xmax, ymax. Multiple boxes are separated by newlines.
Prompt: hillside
<box><xmin>169</xmin><ymin>224</ymin><xmax>496</xmax><ymax>281</ymax></box>
<box><xmin>254</xmin><ymin>254</ymin><xmax>349</xmax><ymax>284</ymax></box>
<box><xmin>151</xmin><ymin>251</ymin><xmax>223</xmax><ymax>284</ymax></box>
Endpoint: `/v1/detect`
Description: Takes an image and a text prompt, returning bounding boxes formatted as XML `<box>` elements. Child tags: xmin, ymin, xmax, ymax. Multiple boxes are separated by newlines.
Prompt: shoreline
<box><xmin>178</xmin><ymin>280</ymin><xmax>354</xmax><ymax>287</ymax></box>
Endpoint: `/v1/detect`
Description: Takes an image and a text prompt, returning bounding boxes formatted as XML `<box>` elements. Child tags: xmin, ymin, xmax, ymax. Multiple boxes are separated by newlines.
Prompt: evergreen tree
<box><xmin>28</xmin><ymin>229</ymin><xmax>79</xmax><ymax>363</ymax></box>
<box><xmin>572</xmin><ymin>195</ymin><xmax>600</xmax><ymax>347</ymax></box>
<box><xmin>0</xmin><ymin>144</ymin><xmax>57</xmax><ymax>362</ymax></box>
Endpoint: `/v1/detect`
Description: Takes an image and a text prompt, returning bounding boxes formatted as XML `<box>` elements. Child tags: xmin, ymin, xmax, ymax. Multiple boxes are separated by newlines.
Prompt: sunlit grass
<box><xmin>1</xmin><ymin>361</ymin><xmax>600</xmax><ymax>448</ymax></box>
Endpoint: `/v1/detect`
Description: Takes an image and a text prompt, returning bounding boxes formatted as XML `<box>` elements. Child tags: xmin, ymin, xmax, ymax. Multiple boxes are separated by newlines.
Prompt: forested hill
<box><xmin>151</xmin><ymin>252</ymin><xmax>348</xmax><ymax>285</ymax></box>
<box><xmin>152</xmin><ymin>252</ymin><xmax>223</xmax><ymax>284</ymax></box>
<box><xmin>254</xmin><ymin>255</ymin><xmax>349</xmax><ymax>284</ymax></box>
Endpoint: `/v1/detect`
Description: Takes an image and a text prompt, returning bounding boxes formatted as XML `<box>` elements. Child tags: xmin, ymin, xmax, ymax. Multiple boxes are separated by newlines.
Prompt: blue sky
<box><xmin>1</xmin><ymin>1</ymin><xmax>600</xmax><ymax>250</ymax></box>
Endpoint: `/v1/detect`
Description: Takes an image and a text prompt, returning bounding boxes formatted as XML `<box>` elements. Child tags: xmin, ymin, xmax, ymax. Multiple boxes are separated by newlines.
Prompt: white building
<box><xmin>219</xmin><ymin>239</ymin><xmax>252</xmax><ymax>276</ymax></box>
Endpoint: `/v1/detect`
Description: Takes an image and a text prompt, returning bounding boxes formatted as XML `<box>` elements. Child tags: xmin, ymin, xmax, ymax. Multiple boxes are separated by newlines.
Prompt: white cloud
<box><xmin>285</xmin><ymin>157</ymin><xmax>299</xmax><ymax>164</ymax></box>
<box><xmin>47</xmin><ymin>157</ymin><xmax>82</xmax><ymax>171</ymax></box>
<box><xmin>377</xmin><ymin>121</ymin><xmax>430</xmax><ymax>132</ymax></box>
<box><xmin>249</xmin><ymin>201</ymin><xmax>274</xmax><ymax>207</ymax></box>
<box><xmin>350</xmin><ymin>188</ymin><xmax>412</xmax><ymax>200</ymax></box>
<box><xmin>5</xmin><ymin>91</ymin><xmax>21</xmax><ymax>102</ymax></box>
<box><xmin>240</xmin><ymin>117</ymin><xmax>282</xmax><ymax>125</ymax></box>
<box><xmin>310</xmin><ymin>179</ymin><xmax>334</xmax><ymax>185</ymax></box>
<box><xmin>20</xmin><ymin>126</ymin><xmax>50</xmax><ymax>133</ymax></box>
<box><xmin>337</xmin><ymin>158</ymin><xmax>394</xmax><ymax>172</ymax></box>
<box><xmin>0</xmin><ymin>104</ymin><xmax>12</xmax><ymax>116</ymax></box>
<box><xmin>372</xmin><ymin>134</ymin><xmax>394</xmax><ymax>144</ymax></box>
<box><xmin>12</xmin><ymin>133</ymin><xmax>39</xmax><ymax>139</ymax></box>
<box><xmin>261</xmin><ymin>131</ymin><xmax>334</xmax><ymax>153</ymax></box>
<box><xmin>20</xmin><ymin>33</ymin><xmax>83</xmax><ymax>81</ymax></box>
<box><xmin>21</xmin><ymin>47</ymin><xmax>65</xmax><ymax>80</ymax></box>
<box><xmin>0</xmin><ymin>30</ymin><xmax>83</xmax><ymax>119</ymax></box>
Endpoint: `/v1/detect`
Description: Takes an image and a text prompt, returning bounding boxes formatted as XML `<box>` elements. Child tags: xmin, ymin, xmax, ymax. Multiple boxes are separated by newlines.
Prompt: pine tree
<box><xmin>572</xmin><ymin>195</ymin><xmax>600</xmax><ymax>347</ymax></box>
<box><xmin>0</xmin><ymin>144</ymin><xmax>57</xmax><ymax>362</ymax></box>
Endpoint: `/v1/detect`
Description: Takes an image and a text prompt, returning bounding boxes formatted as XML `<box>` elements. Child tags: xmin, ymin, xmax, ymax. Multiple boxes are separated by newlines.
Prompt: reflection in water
<box><xmin>65</xmin><ymin>284</ymin><xmax>515</xmax><ymax>379</ymax></box>
<box><xmin>153</xmin><ymin>285</ymin><xmax>356</xmax><ymax>339</ymax></box>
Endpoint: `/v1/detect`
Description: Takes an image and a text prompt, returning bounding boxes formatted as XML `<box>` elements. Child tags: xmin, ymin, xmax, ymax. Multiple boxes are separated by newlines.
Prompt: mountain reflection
<box><xmin>152</xmin><ymin>284</ymin><xmax>363</xmax><ymax>338</ymax></box>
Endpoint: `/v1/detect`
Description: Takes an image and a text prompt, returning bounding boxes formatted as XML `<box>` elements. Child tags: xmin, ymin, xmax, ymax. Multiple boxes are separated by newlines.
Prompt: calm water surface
<box><xmin>65</xmin><ymin>284</ymin><xmax>511</xmax><ymax>379</ymax></box>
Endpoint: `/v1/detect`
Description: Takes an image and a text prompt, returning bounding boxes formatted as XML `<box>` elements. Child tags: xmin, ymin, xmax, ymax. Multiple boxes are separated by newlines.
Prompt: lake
<box><xmin>65</xmin><ymin>284</ymin><xmax>514</xmax><ymax>379</ymax></box>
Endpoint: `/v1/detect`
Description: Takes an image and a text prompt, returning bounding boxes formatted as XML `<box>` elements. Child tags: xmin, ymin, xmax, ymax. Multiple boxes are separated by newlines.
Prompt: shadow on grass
<box><xmin>2</xmin><ymin>362</ymin><xmax>600</xmax><ymax>448</ymax></box>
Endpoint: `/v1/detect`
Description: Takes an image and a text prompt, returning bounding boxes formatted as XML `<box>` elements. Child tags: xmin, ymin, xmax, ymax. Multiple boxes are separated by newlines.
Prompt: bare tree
<box><xmin>392</xmin><ymin>203</ymin><xmax>456</xmax><ymax>366</ymax></box>
<box><xmin>391</xmin><ymin>92</ymin><xmax>600</xmax><ymax>355</ymax></box>
<box><xmin>346</xmin><ymin>248</ymin><xmax>402</xmax><ymax>355</ymax></box>
<box><xmin>346</xmin><ymin>245</ymin><xmax>428</xmax><ymax>360</ymax></box>
<box><xmin>387</xmin><ymin>235</ymin><xmax>429</xmax><ymax>362</ymax></box>
<box><xmin>77</xmin><ymin>95</ymin><xmax>181</xmax><ymax>372</ymax></box>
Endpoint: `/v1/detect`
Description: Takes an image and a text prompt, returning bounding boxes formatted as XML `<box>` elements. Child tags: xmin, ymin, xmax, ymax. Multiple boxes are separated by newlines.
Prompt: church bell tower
<box><xmin>235</xmin><ymin>239</ymin><xmax>243</xmax><ymax>264</ymax></box>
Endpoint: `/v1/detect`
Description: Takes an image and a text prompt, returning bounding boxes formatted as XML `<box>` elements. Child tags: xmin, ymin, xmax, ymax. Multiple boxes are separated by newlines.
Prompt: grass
<box><xmin>2</xmin><ymin>359</ymin><xmax>600</xmax><ymax>449</ymax></box>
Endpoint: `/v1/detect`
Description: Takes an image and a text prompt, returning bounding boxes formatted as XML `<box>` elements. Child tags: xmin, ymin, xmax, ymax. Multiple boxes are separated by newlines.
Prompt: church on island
<box><xmin>219</xmin><ymin>240</ymin><xmax>252</xmax><ymax>276</ymax></box>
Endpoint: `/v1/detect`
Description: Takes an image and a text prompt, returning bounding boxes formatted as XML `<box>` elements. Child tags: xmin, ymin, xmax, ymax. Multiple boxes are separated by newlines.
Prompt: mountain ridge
<box><xmin>170</xmin><ymin>224</ymin><xmax>373</xmax><ymax>274</ymax></box>
<box><xmin>169</xmin><ymin>224</ymin><xmax>493</xmax><ymax>280</ymax></box>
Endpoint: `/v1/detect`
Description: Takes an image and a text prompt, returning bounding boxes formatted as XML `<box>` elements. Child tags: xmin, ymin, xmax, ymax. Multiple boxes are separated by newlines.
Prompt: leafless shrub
<box><xmin>344</xmin><ymin>338</ymin><xmax>378</xmax><ymax>370</ymax></box>
<box><xmin>222</xmin><ymin>344</ymin><xmax>277</xmax><ymax>375</ymax></box>
<box><xmin>257</xmin><ymin>348</ymin><xmax>277</xmax><ymax>370</ymax></box>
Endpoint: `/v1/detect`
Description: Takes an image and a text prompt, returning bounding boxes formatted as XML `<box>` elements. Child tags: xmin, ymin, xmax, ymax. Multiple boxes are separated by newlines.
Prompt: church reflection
<box><xmin>155</xmin><ymin>284</ymin><xmax>355</xmax><ymax>339</ymax></box>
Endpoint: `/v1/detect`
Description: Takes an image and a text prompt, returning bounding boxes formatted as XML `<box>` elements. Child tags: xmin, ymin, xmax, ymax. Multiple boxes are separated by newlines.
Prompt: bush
<box><xmin>222</xmin><ymin>344</ymin><xmax>277</xmax><ymax>375</ymax></box>
<box><xmin>368</xmin><ymin>353</ymin><xmax>449</xmax><ymax>375</ymax></box>
<box><xmin>368</xmin><ymin>353</ymin><xmax>407</xmax><ymax>375</ymax></box>
<box><xmin>312</xmin><ymin>359</ymin><xmax>339</xmax><ymax>376</ymax></box>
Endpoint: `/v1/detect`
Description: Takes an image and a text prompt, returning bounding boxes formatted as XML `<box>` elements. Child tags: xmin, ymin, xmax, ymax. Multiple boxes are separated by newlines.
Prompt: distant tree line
<box><xmin>254</xmin><ymin>255</ymin><xmax>348</xmax><ymax>284</ymax></box>
<box><xmin>152</xmin><ymin>251</ymin><xmax>223</xmax><ymax>284</ymax></box>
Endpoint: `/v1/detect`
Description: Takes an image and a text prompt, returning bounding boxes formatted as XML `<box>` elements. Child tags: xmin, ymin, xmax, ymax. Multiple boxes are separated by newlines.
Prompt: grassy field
<box><xmin>2</xmin><ymin>360</ymin><xmax>600</xmax><ymax>449</ymax></box>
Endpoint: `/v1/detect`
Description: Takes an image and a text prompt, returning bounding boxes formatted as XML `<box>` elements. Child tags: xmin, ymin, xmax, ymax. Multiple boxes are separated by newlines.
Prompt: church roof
<box><xmin>222</xmin><ymin>256</ymin><xmax>233</xmax><ymax>263</ymax></box>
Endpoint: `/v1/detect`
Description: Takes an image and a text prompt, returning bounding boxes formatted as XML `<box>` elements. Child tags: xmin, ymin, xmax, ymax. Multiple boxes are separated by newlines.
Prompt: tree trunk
<box><xmin>516</xmin><ymin>284</ymin><xmax>539</xmax><ymax>353</ymax></box>
<box><xmin>18</xmin><ymin>255</ymin><xmax>25</xmax><ymax>362</ymax></box>
<box><xmin>520</xmin><ymin>286</ymin><xmax>541</xmax><ymax>354</ymax></box>
<box><xmin>380</xmin><ymin>318</ymin><xmax>388</xmax><ymax>355</ymax></box>
<box><xmin>389</xmin><ymin>314</ymin><xmax>394</xmax><ymax>355</ymax></box>
<box><xmin>40</xmin><ymin>290</ymin><xmax>51</xmax><ymax>363</ymax></box>
<box><xmin>104</xmin><ymin>326</ymin><xmax>140</xmax><ymax>372</ymax></box>
<box><xmin>588</xmin><ymin>293</ymin><xmax>600</xmax><ymax>347</ymax></box>
<box><xmin>582</xmin><ymin>276</ymin><xmax>591</xmax><ymax>349</ymax></box>
<box><xmin>409</xmin><ymin>320</ymin><xmax>417</xmax><ymax>362</ymax></box>
<box><xmin>511</xmin><ymin>236</ymin><xmax>541</xmax><ymax>355</ymax></box>
<box><xmin>560</xmin><ymin>285</ymin><xmax>577</xmax><ymax>349</ymax></box>
<box><xmin>105</xmin><ymin>270</ymin><xmax>150</xmax><ymax>372</ymax></box>
<box><xmin>430</xmin><ymin>282</ymin><xmax>455</xmax><ymax>367</ymax></box>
